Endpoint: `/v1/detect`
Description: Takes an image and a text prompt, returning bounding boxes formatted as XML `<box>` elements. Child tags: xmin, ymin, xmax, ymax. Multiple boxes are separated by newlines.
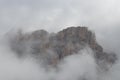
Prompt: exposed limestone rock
<box><xmin>7</xmin><ymin>26</ymin><xmax>117</xmax><ymax>68</ymax></box>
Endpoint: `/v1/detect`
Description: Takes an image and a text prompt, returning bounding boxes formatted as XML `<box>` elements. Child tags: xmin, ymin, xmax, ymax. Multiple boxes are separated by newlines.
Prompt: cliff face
<box><xmin>8</xmin><ymin>26</ymin><xmax>117</xmax><ymax>68</ymax></box>
<box><xmin>55</xmin><ymin>27</ymin><xmax>98</xmax><ymax>57</ymax></box>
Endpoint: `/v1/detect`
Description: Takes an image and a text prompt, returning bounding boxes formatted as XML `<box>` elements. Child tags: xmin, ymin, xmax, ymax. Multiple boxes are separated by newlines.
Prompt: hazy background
<box><xmin>0</xmin><ymin>0</ymin><xmax>120</xmax><ymax>80</ymax></box>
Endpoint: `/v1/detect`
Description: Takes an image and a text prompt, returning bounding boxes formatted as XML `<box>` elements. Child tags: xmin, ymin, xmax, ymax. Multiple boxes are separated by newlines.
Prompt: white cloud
<box><xmin>0</xmin><ymin>0</ymin><xmax>120</xmax><ymax>79</ymax></box>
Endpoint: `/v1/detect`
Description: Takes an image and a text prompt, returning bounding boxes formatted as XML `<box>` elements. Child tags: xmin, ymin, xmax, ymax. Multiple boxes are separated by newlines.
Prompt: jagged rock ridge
<box><xmin>8</xmin><ymin>26</ymin><xmax>117</xmax><ymax>68</ymax></box>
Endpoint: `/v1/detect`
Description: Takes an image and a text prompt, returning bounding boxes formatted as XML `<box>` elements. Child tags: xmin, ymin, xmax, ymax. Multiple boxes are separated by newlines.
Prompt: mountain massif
<box><xmin>8</xmin><ymin>26</ymin><xmax>117</xmax><ymax>70</ymax></box>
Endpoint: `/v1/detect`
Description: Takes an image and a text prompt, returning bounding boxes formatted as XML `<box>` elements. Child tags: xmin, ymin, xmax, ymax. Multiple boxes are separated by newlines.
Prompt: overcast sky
<box><xmin>0</xmin><ymin>0</ymin><xmax>120</xmax><ymax>53</ymax></box>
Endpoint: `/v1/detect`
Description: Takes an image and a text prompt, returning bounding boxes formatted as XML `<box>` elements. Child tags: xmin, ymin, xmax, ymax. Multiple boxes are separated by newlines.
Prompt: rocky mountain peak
<box><xmin>7</xmin><ymin>26</ymin><xmax>117</xmax><ymax>69</ymax></box>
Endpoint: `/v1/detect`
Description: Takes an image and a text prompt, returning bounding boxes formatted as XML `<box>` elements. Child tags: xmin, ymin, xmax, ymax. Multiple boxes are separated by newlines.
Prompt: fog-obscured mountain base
<box><xmin>5</xmin><ymin>26</ymin><xmax>117</xmax><ymax>80</ymax></box>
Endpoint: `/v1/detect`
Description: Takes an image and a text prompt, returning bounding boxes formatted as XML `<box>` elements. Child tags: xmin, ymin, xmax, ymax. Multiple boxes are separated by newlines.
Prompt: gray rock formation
<box><xmin>7</xmin><ymin>26</ymin><xmax>117</xmax><ymax>69</ymax></box>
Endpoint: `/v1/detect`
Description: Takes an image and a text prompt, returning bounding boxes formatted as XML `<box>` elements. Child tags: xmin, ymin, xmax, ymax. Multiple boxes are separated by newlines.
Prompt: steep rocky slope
<box><xmin>7</xmin><ymin>26</ymin><xmax>117</xmax><ymax>69</ymax></box>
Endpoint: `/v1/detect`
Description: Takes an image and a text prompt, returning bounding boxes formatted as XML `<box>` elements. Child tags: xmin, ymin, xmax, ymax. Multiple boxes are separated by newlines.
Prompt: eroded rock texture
<box><xmin>7</xmin><ymin>26</ymin><xmax>117</xmax><ymax>69</ymax></box>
